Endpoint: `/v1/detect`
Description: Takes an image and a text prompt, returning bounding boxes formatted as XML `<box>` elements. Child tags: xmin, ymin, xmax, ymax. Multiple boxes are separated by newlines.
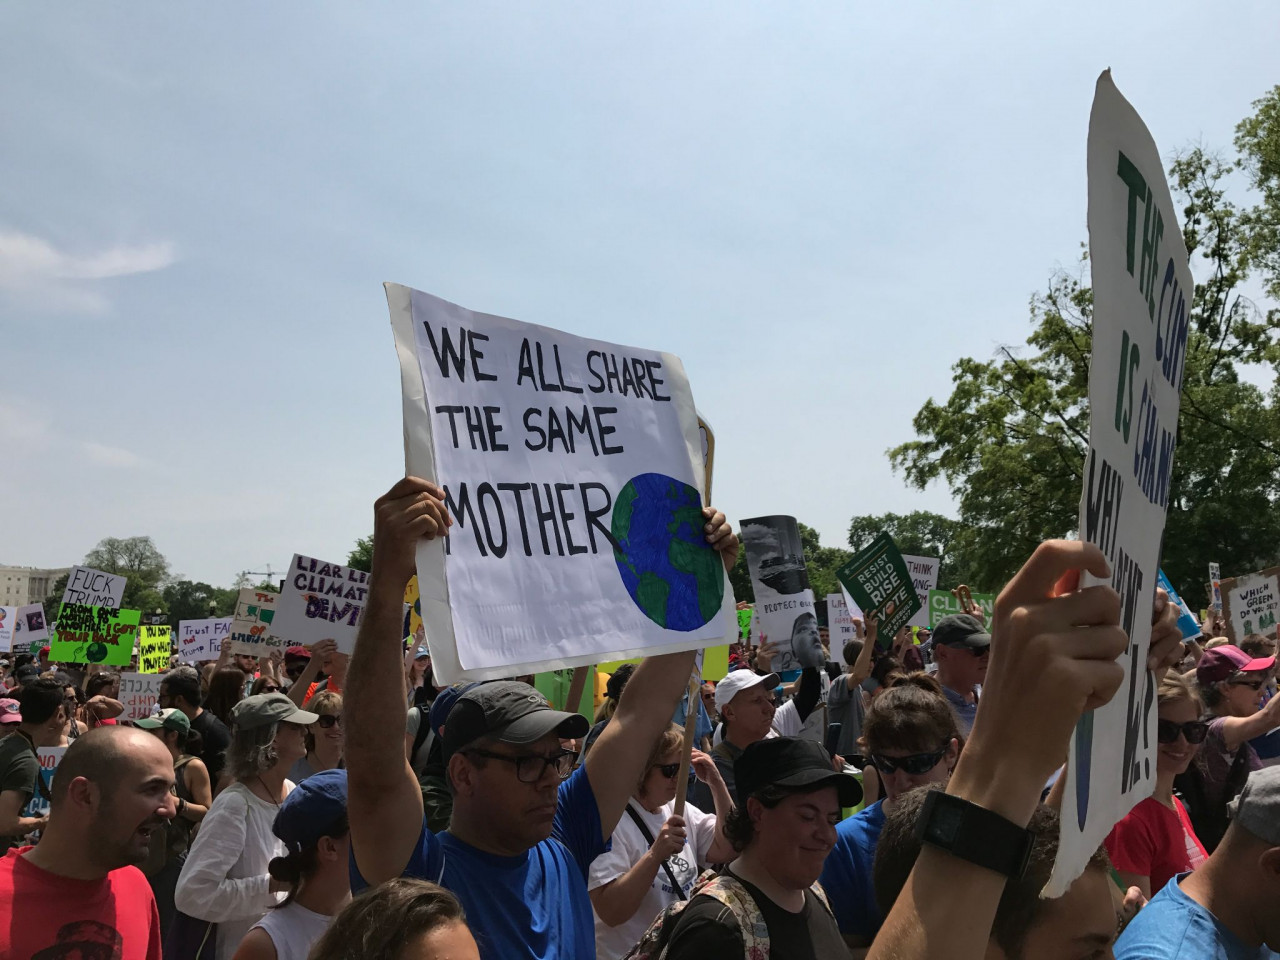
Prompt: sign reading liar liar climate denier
<box><xmin>228</xmin><ymin>589</ymin><xmax>283</xmax><ymax>656</ymax></box>
<box><xmin>388</xmin><ymin>284</ymin><xmax>732</xmax><ymax>683</ymax></box>
<box><xmin>272</xmin><ymin>555</ymin><xmax>370</xmax><ymax>655</ymax></box>
<box><xmin>1050</xmin><ymin>72</ymin><xmax>1193</xmax><ymax>897</ymax></box>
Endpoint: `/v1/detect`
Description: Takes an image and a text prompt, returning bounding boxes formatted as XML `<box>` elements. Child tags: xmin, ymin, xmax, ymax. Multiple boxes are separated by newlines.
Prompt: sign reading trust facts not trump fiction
<box><xmin>1049</xmin><ymin>72</ymin><xmax>1193</xmax><ymax>897</ymax></box>
<box><xmin>388</xmin><ymin>284</ymin><xmax>733</xmax><ymax>683</ymax></box>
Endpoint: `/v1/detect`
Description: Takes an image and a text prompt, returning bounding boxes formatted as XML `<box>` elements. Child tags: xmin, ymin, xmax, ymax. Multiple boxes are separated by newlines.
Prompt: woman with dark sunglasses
<box><xmin>1176</xmin><ymin>643</ymin><xmax>1280</xmax><ymax>852</ymax></box>
<box><xmin>288</xmin><ymin>691</ymin><xmax>344</xmax><ymax>784</ymax></box>
<box><xmin>586</xmin><ymin>724</ymin><xmax>737</xmax><ymax>959</ymax></box>
<box><xmin>818</xmin><ymin>674</ymin><xmax>960</xmax><ymax>954</ymax></box>
<box><xmin>1105</xmin><ymin>672</ymin><xmax>1209</xmax><ymax>898</ymax></box>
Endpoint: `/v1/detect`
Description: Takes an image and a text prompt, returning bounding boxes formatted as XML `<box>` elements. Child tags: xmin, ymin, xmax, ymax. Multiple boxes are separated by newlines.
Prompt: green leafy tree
<box><xmin>162</xmin><ymin>580</ymin><xmax>237</xmax><ymax>624</ymax></box>
<box><xmin>348</xmin><ymin>535</ymin><xmax>374</xmax><ymax>574</ymax></box>
<box><xmin>845</xmin><ymin>510</ymin><xmax>981</xmax><ymax>590</ymax></box>
<box><xmin>889</xmin><ymin>88</ymin><xmax>1280</xmax><ymax>601</ymax></box>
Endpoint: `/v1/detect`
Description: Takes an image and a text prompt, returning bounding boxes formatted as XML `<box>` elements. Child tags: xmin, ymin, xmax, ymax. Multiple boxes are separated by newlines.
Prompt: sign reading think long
<box><xmin>388</xmin><ymin>284</ymin><xmax>729</xmax><ymax>683</ymax></box>
<box><xmin>1050</xmin><ymin>71</ymin><xmax>1193</xmax><ymax>897</ymax></box>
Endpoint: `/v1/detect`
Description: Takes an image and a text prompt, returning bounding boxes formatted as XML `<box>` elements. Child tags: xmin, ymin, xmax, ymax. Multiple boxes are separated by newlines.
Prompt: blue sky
<box><xmin>3</xmin><ymin>2</ymin><xmax>1276</xmax><ymax>587</ymax></box>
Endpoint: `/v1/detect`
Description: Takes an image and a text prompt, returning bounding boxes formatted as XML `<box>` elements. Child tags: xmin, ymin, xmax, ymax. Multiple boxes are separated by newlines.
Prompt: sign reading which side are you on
<box><xmin>388</xmin><ymin>284</ymin><xmax>733</xmax><ymax>683</ymax></box>
<box><xmin>1050</xmin><ymin>71</ymin><xmax>1193</xmax><ymax>897</ymax></box>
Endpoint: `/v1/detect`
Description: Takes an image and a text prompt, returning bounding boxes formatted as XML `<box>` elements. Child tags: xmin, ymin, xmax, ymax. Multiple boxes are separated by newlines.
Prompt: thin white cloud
<box><xmin>0</xmin><ymin>228</ymin><xmax>175</xmax><ymax>313</ymax></box>
<box><xmin>0</xmin><ymin>402</ymin><xmax>49</xmax><ymax>443</ymax></box>
<box><xmin>81</xmin><ymin>441</ymin><xmax>147</xmax><ymax>468</ymax></box>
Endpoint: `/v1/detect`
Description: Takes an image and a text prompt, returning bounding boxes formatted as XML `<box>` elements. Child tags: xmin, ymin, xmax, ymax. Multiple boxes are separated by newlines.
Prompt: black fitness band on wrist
<box><xmin>915</xmin><ymin>789</ymin><xmax>1035</xmax><ymax>880</ymax></box>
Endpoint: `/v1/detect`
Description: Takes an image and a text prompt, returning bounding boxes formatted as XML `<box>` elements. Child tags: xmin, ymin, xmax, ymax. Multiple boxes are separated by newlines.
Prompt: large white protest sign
<box><xmin>1050</xmin><ymin>72</ymin><xmax>1193</xmax><ymax>896</ymax></box>
<box><xmin>0</xmin><ymin>607</ymin><xmax>14</xmax><ymax>653</ymax></box>
<box><xmin>1221</xmin><ymin>567</ymin><xmax>1280</xmax><ymax>643</ymax></box>
<box><xmin>827</xmin><ymin>592</ymin><xmax>862</xmax><ymax>648</ymax></box>
<box><xmin>272</xmin><ymin>554</ymin><xmax>371</xmax><ymax>655</ymax></box>
<box><xmin>62</xmin><ymin>566</ymin><xmax>125</xmax><ymax>608</ymax></box>
<box><xmin>178</xmin><ymin>617</ymin><xmax>230</xmax><ymax>663</ymax></box>
<box><xmin>388</xmin><ymin>284</ymin><xmax>732</xmax><ymax>683</ymax></box>
<box><xmin>901</xmin><ymin>555</ymin><xmax>940</xmax><ymax>628</ymax></box>
<box><xmin>119</xmin><ymin>673</ymin><xmax>163</xmax><ymax>720</ymax></box>
<box><xmin>14</xmin><ymin>603</ymin><xmax>49</xmax><ymax>648</ymax></box>
<box><xmin>227</xmin><ymin>589</ymin><xmax>283</xmax><ymax>656</ymax></box>
<box><xmin>741</xmin><ymin>515</ymin><xmax>821</xmax><ymax>671</ymax></box>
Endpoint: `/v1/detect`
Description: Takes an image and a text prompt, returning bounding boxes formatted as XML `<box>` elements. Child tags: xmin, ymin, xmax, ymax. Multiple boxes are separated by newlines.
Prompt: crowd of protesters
<box><xmin>0</xmin><ymin>477</ymin><xmax>1277</xmax><ymax>959</ymax></box>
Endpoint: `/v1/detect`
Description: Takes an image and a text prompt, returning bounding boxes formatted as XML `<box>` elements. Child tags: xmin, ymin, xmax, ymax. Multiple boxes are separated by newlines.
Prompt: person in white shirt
<box><xmin>232</xmin><ymin>768</ymin><xmax>350</xmax><ymax>960</ymax></box>
<box><xmin>588</xmin><ymin>725</ymin><xmax>737</xmax><ymax>959</ymax></box>
<box><xmin>175</xmin><ymin>693</ymin><xmax>317</xmax><ymax>960</ymax></box>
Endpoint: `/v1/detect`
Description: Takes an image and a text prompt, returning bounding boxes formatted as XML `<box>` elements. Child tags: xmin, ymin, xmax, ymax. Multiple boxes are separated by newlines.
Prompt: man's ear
<box><xmin>447</xmin><ymin>752</ymin><xmax>476</xmax><ymax>796</ymax></box>
<box><xmin>1259</xmin><ymin>846</ymin><xmax>1280</xmax><ymax>883</ymax></box>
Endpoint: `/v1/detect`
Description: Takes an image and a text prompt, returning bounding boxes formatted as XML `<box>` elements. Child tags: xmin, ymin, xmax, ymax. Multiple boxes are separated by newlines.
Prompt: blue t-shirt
<box><xmin>672</xmin><ymin>694</ymin><xmax>713</xmax><ymax>744</ymax></box>
<box><xmin>818</xmin><ymin>799</ymin><xmax>886</xmax><ymax>937</ymax></box>
<box><xmin>1115</xmin><ymin>873</ymin><xmax>1280</xmax><ymax>960</ymax></box>
<box><xmin>942</xmin><ymin>684</ymin><xmax>977</xmax><ymax>737</ymax></box>
<box><xmin>353</xmin><ymin>763</ymin><xmax>606</xmax><ymax>960</ymax></box>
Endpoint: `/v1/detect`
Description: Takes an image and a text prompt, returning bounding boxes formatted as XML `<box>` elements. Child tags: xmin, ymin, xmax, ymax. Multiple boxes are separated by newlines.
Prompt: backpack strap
<box><xmin>695</xmin><ymin>875</ymin><xmax>769</xmax><ymax>954</ymax></box>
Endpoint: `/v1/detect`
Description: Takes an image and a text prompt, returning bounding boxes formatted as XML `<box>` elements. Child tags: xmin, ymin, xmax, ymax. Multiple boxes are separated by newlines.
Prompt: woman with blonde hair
<box><xmin>587</xmin><ymin>724</ymin><xmax>737</xmax><ymax>960</ymax></box>
<box><xmin>288</xmin><ymin>691</ymin><xmax>343</xmax><ymax>783</ymax></box>
<box><xmin>1105</xmin><ymin>671</ymin><xmax>1209</xmax><ymax>898</ymax></box>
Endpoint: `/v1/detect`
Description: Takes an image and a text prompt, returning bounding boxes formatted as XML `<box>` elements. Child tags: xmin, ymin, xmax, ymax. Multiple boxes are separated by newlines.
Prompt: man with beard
<box><xmin>0</xmin><ymin>726</ymin><xmax>175</xmax><ymax>959</ymax></box>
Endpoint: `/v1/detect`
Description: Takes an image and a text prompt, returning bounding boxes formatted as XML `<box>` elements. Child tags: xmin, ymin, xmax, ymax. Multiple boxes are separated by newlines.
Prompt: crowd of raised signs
<box><xmin>0</xmin><ymin>480</ymin><xmax>1278</xmax><ymax>960</ymax></box>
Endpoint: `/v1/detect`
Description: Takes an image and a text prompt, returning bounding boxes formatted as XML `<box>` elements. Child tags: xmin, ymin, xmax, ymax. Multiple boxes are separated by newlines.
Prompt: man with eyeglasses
<box><xmin>345</xmin><ymin>476</ymin><xmax>740</xmax><ymax>960</ymax></box>
<box><xmin>929</xmin><ymin>614</ymin><xmax>990</xmax><ymax>736</ymax></box>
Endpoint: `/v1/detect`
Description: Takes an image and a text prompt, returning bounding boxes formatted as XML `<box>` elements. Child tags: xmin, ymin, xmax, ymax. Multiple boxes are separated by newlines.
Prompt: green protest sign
<box><xmin>835</xmin><ymin>533</ymin><xmax>920</xmax><ymax>648</ymax></box>
<box><xmin>927</xmin><ymin>589</ymin><xmax>996</xmax><ymax>628</ymax></box>
<box><xmin>50</xmin><ymin>603</ymin><xmax>141</xmax><ymax>665</ymax></box>
<box><xmin>737</xmin><ymin>608</ymin><xmax>753</xmax><ymax>644</ymax></box>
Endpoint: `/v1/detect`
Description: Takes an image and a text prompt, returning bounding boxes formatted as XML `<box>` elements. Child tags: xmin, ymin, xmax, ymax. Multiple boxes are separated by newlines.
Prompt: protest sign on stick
<box><xmin>227</xmin><ymin>589</ymin><xmax>283</xmax><ymax>656</ymax></box>
<box><xmin>740</xmin><ymin>515</ymin><xmax>820</xmax><ymax>671</ymax></box>
<box><xmin>1156</xmin><ymin>570</ymin><xmax>1202</xmax><ymax>640</ymax></box>
<box><xmin>14</xmin><ymin>604</ymin><xmax>49</xmax><ymax>650</ymax></box>
<box><xmin>272</xmin><ymin>555</ymin><xmax>371</xmax><ymax>655</ymax></box>
<box><xmin>50</xmin><ymin>604</ymin><xmax>140</xmax><ymax>665</ymax></box>
<box><xmin>1208</xmin><ymin>562</ymin><xmax>1222</xmax><ymax>613</ymax></box>
<box><xmin>836</xmin><ymin>533</ymin><xmax>920</xmax><ymax>649</ymax></box>
<box><xmin>119</xmin><ymin>673</ymin><xmax>163</xmax><ymax>720</ymax></box>
<box><xmin>826</xmin><ymin>593</ymin><xmax>861</xmax><ymax>648</ymax></box>
<box><xmin>1049</xmin><ymin>72</ymin><xmax>1193</xmax><ymax>896</ymax></box>
<box><xmin>177</xmin><ymin>618</ymin><xmax>230</xmax><ymax>663</ymax></box>
<box><xmin>902</xmin><ymin>555</ymin><xmax>940</xmax><ymax>628</ymax></box>
<box><xmin>1219</xmin><ymin>567</ymin><xmax>1280</xmax><ymax>643</ymax></box>
<box><xmin>62</xmin><ymin>566</ymin><xmax>125</xmax><ymax>609</ymax></box>
<box><xmin>927</xmin><ymin>588</ymin><xmax>995</xmax><ymax>628</ymax></box>
<box><xmin>387</xmin><ymin>284</ymin><xmax>731</xmax><ymax>683</ymax></box>
<box><xmin>0</xmin><ymin>607</ymin><xmax>14</xmax><ymax>653</ymax></box>
<box><xmin>138</xmin><ymin>625</ymin><xmax>171</xmax><ymax>674</ymax></box>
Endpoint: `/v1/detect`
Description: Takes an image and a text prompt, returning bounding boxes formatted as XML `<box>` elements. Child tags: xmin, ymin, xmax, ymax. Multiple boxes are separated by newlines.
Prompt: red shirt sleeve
<box><xmin>1105</xmin><ymin>798</ymin><xmax>1157</xmax><ymax>878</ymax></box>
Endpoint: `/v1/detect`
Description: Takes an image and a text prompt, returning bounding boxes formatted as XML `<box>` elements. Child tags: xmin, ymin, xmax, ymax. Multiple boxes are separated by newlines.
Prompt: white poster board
<box><xmin>901</xmin><ymin>555</ymin><xmax>940</xmax><ymax>629</ymax></box>
<box><xmin>1221</xmin><ymin>568</ymin><xmax>1280</xmax><ymax>642</ymax></box>
<box><xmin>1052</xmin><ymin>72</ymin><xmax>1192</xmax><ymax>896</ymax></box>
<box><xmin>177</xmin><ymin>618</ymin><xmax>230</xmax><ymax>663</ymax></box>
<box><xmin>826</xmin><ymin>593</ymin><xmax>860</xmax><ymax>650</ymax></box>
<box><xmin>0</xmin><ymin>607</ymin><xmax>14</xmax><ymax>653</ymax></box>
<box><xmin>740</xmin><ymin>515</ymin><xmax>821</xmax><ymax>671</ymax></box>
<box><xmin>227</xmin><ymin>589</ymin><xmax>283</xmax><ymax>656</ymax></box>
<box><xmin>388</xmin><ymin>284</ymin><xmax>732</xmax><ymax>683</ymax></box>
<box><xmin>272</xmin><ymin>555</ymin><xmax>371</xmax><ymax>655</ymax></box>
<box><xmin>119</xmin><ymin>672</ymin><xmax>163</xmax><ymax>720</ymax></box>
<box><xmin>14</xmin><ymin>604</ymin><xmax>50</xmax><ymax>647</ymax></box>
<box><xmin>62</xmin><ymin>566</ymin><xmax>125</xmax><ymax>608</ymax></box>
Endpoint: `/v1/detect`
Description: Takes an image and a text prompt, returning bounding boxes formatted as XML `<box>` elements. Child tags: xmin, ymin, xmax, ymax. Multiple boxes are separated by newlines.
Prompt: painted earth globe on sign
<box><xmin>612</xmin><ymin>472</ymin><xmax>724</xmax><ymax>631</ymax></box>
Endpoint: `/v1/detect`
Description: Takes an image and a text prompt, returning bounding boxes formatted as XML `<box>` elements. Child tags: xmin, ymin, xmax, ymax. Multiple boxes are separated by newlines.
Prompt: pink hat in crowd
<box><xmin>0</xmin><ymin>699</ymin><xmax>21</xmax><ymax>725</ymax></box>
<box><xmin>1197</xmin><ymin>644</ymin><xmax>1277</xmax><ymax>686</ymax></box>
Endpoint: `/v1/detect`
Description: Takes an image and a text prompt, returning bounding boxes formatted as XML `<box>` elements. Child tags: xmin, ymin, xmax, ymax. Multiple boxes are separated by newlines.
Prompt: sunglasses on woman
<box><xmin>1229</xmin><ymin>678</ymin><xmax>1266</xmax><ymax>691</ymax></box>
<box><xmin>1156</xmin><ymin>719</ymin><xmax>1209</xmax><ymax>744</ymax></box>
<box><xmin>316</xmin><ymin>714</ymin><xmax>341</xmax><ymax>729</ymax></box>
<box><xmin>656</xmin><ymin>762</ymin><xmax>691</xmax><ymax>779</ymax></box>
<box><xmin>870</xmin><ymin>745</ymin><xmax>949</xmax><ymax>776</ymax></box>
<box><xmin>259</xmin><ymin>684</ymin><xmax>281</xmax><ymax>693</ymax></box>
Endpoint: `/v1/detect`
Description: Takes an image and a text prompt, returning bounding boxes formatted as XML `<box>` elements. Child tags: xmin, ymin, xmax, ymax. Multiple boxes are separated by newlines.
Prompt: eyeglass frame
<box><xmin>869</xmin><ymin>744</ymin><xmax>950</xmax><ymax>776</ymax></box>
<box><xmin>462</xmin><ymin>747</ymin><xmax>576</xmax><ymax>783</ymax></box>
<box><xmin>1156</xmin><ymin>718</ymin><xmax>1209</xmax><ymax>745</ymax></box>
<box><xmin>314</xmin><ymin>714</ymin><xmax>341</xmax><ymax>729</ymax></box>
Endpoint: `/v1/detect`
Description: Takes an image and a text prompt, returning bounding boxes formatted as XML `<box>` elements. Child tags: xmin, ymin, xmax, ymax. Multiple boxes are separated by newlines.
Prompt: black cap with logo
<box><xmin>441</xmin><ymin>680</ymin><xmax>589</xmax><ymax>760</ymax></box>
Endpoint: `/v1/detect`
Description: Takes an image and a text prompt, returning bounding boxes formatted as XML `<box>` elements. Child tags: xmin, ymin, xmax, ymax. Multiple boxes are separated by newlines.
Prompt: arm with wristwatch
<box><xmin>867</xmin><ymin>542</ymin><xmax>1184</xmax><ymax>960</ymax></box>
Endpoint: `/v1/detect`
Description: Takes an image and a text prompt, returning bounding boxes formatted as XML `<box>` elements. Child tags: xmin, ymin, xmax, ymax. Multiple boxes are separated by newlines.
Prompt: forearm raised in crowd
<box><xmin>347</xmin><ymin>578</ymin><xmax>416</xmax><ymax>791</ymax></box>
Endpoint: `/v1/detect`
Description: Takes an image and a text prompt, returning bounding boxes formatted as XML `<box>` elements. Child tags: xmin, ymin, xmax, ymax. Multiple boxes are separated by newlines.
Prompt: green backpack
<box><xmin>623</xmin><ymin>869</ymin><xmax>832</xmax><ymax>960</ymax></box>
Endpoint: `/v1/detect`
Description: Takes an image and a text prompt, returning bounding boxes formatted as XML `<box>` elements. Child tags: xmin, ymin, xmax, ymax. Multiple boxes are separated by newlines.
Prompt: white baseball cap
<box><xmin>714</xmin><ymin>670</ymin><xmax>781</xmax><ymax>711</ymax></box>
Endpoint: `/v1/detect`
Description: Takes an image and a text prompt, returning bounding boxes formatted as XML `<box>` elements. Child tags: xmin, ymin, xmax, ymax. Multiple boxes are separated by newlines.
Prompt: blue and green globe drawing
<box><xmin>612</xmin><ymin>473</ymin><xmax>724</xmax><ymax>631</ymax></box>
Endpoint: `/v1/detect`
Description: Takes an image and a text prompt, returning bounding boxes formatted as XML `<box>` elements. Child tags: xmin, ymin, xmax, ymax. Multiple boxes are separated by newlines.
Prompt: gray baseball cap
<box><xmin>1227</xmin><ymin>766</ymin><xmax>1280</xmax><ymax>846</ymax></box>
<box><xmin>441</xmin><ymin>681</ymin><xmax>588</xmax><ymax>760</ymax></box>
<box><xmin>231</xmin><ymin>692</ymin><xmax>319</xmax><ymax>731</ymax></box>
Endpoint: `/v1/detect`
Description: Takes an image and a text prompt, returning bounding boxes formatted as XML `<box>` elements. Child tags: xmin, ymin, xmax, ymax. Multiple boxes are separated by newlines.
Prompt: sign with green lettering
<box><xmin>835</xmin><ymin>533</ymin><xmax>920</xmax><ymax>649</ymax></box>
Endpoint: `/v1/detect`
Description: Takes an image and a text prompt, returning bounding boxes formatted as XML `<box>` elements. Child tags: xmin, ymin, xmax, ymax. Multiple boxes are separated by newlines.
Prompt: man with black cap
<box><xmin>344</xmin><ymin>476</ymin><xmax>740</xmax><ymax>960</ymax></box>
<box><xmin>660</xmin><ymin>737</ymin><xmax>859</xmax><ymax>958</ymax></box>
<box><xmin>1116</xmin><ymin>765</ymin><xmax>1280</xmax><ymax>958</ymax></box>
<box><xmin>930</xmin><ymin>614</ymin><xmax>990</xmax><ymax>736</ymax></box>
